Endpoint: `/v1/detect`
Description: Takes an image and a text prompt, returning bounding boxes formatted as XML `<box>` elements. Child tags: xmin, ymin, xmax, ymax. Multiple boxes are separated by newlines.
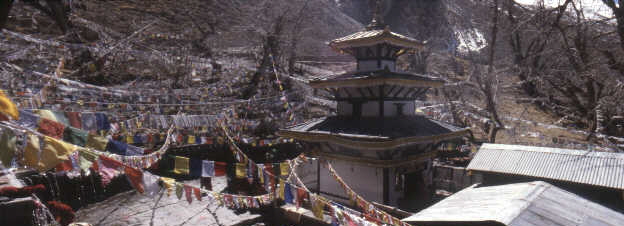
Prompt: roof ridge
<box><xmin>504</xmin><ymin>182</ymin><xmax>550</xmax><ymax>225</ymax></box>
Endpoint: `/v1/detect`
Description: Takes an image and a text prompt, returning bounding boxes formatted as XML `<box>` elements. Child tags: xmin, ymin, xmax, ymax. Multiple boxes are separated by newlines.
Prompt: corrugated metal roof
<box><xmin>402</xmin><ymin>181</ymin><xmax>624</xmax><ymax>226</ymax></box>
<box><xmin>467</xmin><ymin>143</ymin><xmax>624</xmax><ymax>190</ymax></box>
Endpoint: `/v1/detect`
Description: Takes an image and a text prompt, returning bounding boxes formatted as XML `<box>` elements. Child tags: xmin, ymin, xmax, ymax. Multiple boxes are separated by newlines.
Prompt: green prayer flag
<box><xmin>0</xmin><ymin>129</ymin><xmax>16</xmax><ymax>167</ymax></box>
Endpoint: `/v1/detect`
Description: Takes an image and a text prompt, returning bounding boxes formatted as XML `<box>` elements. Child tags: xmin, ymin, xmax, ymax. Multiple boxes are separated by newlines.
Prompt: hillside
<box><xmin>1</xmin><ymin>0</ymin><xmax>623</xmax><ymax>152</ymax></box>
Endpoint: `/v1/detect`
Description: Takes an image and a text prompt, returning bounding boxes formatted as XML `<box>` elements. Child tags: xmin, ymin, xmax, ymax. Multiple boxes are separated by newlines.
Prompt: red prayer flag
<box><xmin>214</xmin><ymin>162</ymin><xmax>227</xmax><ymax>176</ymax></box>
<box><xmin>124</xmin><ymin>167</ymin><xmax>145</xmax><ymax>194</ymax></box>
<box><xmin>194</xmin><ymin>187</ymin><xmax>202</xmax><ymax>201</ymax></box>
<box><xmin>296</xmin><ymin>187</ymin><xmax>308</xmax><ymax>208</ymax></box>
<box><xmin>55</xmin><ymin>160</ymin><xmax>73</xmax><ymax>172</ymax></box>
<box><xmin>184</xmin><ymin>185</ymin><xmax>193</xmax><ymax>204</ymax></box>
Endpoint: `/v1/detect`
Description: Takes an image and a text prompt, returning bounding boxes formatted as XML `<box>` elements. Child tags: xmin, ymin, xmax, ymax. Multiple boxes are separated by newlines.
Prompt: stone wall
<box><xmin>433</xmin><ymin>164</ymin><xmax>482</xmax><ymax>193</ymax></box>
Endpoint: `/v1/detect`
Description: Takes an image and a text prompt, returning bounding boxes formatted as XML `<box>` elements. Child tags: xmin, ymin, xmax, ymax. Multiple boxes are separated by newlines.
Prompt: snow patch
<box><xmin>454</xmin><ymin>28</ymin><xmax>487</xmax><ymax>53</ymax></box>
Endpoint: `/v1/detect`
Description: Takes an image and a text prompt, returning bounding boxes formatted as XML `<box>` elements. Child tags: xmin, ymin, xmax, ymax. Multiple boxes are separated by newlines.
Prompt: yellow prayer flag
<box><xmin>23</xmin><ymin>134</ymin><xmax>40</xmax><ymax>169</ymax></box>
<box><xmin>280</xmin><ymin>161</ymin><xmax>290</xmax><ymax>176</ymax></box>
<box><xmin>312</xmin><ymin>197</ymin><xmax>325</xmax><ymax>219</ymax></box>
<box><xmin>126</xmin><ymin>134</ymin><xmax>134</xmax><ymax>144</ymax></box>
<box><xmin>161</xmin><ymin>177</ymin><xmax>175</xmax><ymax>196</ymax></box>
<box><xmin>39</xmin><ymin>136</ymin><xmax>77</xmax><ymax>171</ymax></box>
<box><xmin>188</xmin><ymin>135</ymin><xmax>196</xmax><ymax>144</ymax></box>
<box><xmin>258</xmin><ymin>167</ymin><xmax>264</xmax><ymax>183</ymax></box>
<box><xmin>174</xmin><ymin>156</ymin><xmax>190</xmax><ymax>175</ymax></box>
<box><xmin>86</xmin><ymin>134</ymin><xmax>108</xmax><ymax>151</ymax></box>
<box><xmin>0</xmin><ymin>90</ymin><xmax>19</xmax><ymax>120</ymax></box>
<box><xmin>278</xmin><ymin>179</ymin><xmax>285</xmax><ymax>200</ymax></box>
<box><xmin>235</xmin><ymin>163</ymin><xmax>246</xmax><ymax>179</ymax></box>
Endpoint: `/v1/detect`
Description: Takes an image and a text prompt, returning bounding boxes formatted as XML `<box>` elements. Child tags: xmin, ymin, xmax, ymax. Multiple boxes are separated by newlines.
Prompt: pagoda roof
<box><xmin>329</xmin><ymin>28</ymin><xmax>424</xmax><ymax>53</ymax></box>
<box><xmin>309</xmin><ymin>69</ymin><xmax>445</xmax><ymax>89</ymax></box>
<box><xmin>278</xmin><ymin>116</ymin><xmax>469</xmax><ymax>150</ymax></box>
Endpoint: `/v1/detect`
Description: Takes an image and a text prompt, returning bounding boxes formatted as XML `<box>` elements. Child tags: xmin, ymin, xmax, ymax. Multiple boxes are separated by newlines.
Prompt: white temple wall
<box><xmin>362</xmin><ymin>101</ymin><xmax>379</xmax><ymax>117</ymax></box>
<box><xmin>337</xmin><ymin>101</ymin><xmax>353</xmax><ymax>116</ymax></box>
<box><xmin>297</xmin><ymin>158</ymin><xmax>384</xmax><ymax>204</ymax></box>
<box><xmin>384</xmin><ymin>101</ymin><xmax>415</xmax><ymax>116</ymax></box>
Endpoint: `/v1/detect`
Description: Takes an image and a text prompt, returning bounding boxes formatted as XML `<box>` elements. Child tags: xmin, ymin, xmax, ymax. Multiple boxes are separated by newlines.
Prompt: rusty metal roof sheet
<box><xmin>402</xmin><ymin>181</ymin><xmax>624</xmax><ymax>226</ymax></box>
<box><xmin>467</xmin><ymin>143</ymin><xmax>624</xmax><ymax>190</ymax></box>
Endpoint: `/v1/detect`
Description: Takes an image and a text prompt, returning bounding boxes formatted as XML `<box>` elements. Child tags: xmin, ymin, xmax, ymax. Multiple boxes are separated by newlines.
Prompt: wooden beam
<box><xmin>334</xmin><ymin>97</ymin><xmax>418</xmax><ymax>102</ymax></box>
<box><xmin>412</xmin><ymin>87</ymin><xmax>429</xmax><ymax>98</ymax></box>
<box><xmin>366</xmin><ymin>87</ymin><xmax>376</xmax><ymax>98</ymax></box>
<box><xmin>392</xmin><ymin>87</ymin><xmax>405</xmax><ymax>98</ymax></box>
<box><xmin>356</xmin><ymin>88</ymin><xmax>368</xmax><ymax>98</ymax></box>
<box><xmin>403</xmin><ymin>88</ymin><xmax>418</xmax><ymax>98</ymax></box>
<box><xmin>385</xmin><ymin>85</ymin><xmax>397</xmax><ymax>96</ymax></box>
<box><xmin>343</xmin><ymin>87</ymin><xmax>353</xmax><ymax>98</ymax></box>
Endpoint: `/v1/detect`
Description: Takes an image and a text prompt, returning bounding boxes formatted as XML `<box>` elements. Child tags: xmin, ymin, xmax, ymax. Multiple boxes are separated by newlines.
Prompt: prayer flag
<box><xmin>312</xmin><ymin>196</ymin><xmax>325</xmax><ymax>220</ymax></box>
<box><xmin>257</xmin><ymin>164</ymin><xmax>264</xmax><ymax>184</ymax></box>
<box><xmin>184</xmin><ymin>185</ymin><xmax>193</xmax><ymax>204</ymax></box>
<box><xmin>214</xmin><ymin>161</ymin><xmax>226</xmax><ymax>176</ymax></box>
<box><xmin>190</xmin><ymin>158</ymin><xmax>202</xmax><ymax>177</ymax></box>
<box><xmin>280</xmin><ymin>161</ymin><xmax>290</xmax><ymax>176</ymax></box>
<box><xmin>0</xmin><ymin>90</ymin><xmax>19</xmax><ymax>120</ymax></box>
<box><xmin>63</xmin><ymin>127</ymin><xmax>88</xmax><ymax>147</ymax></box>
<box><xmin>176</xmin><ymin>183</ymin><xmax>183</xmax><ymax>199</ymax></box>
<box><xmin>202</xmin><ymin>160</ymin><xmax>214</xmax><ymax>177</ymax></box>
<box><xmin>106</xmin><ymin>140</ymin><xmax>128</xmax><ymax>155</ymax></box>
<box><xmin>17</xmin><ymin>110</ymin><xmax>39</xmax><ymax>128</ymax></box>
<box><xmin>278</xmin><ymin>179</ymin><xmax>285</xmax><ymax>200</ymax></box>
<box><xmin>86</xmin><ymin>134</ymin><xmax>108</xmax><ymax>151</ymax></box>
<box><xmin>0</xmin><ymin>129</ymin><xmax>16</xmax><ymax>167</ymax></box>
<box><xmin>126</xmin><ymin>145</ymin><xmax>144</xmax><ymax>156</ymax></box>
<box><xmin>194</xmin><ymin>187</ymin><xmax>202</xmax><ymax>201</ymax></box>
<box><xmin>98</xmin><ymin>156</ymin><xmax>122</xmax><ymax>186</ymax></box>
<box><xmin>81</xmin><ymin>113</ymin><xmax>97</xmax><ymax>132</ymax></box>
<box><xmin>125</xmin><ymin>166</ymin><xmax>145</xmax><ymax>194</ymax></box>
<box><xmin>235</xmin><ymin>163</ymin><xmax>246</xmax><ymax>179</ymax></box>
<box><xmin>284</xmin><ymin>182</ymin><xmax>293</xmax><ymax>204</ymax></box>
<box><xmin>297</xmin><ymin>187</ymin><xmax>308</xmax><ymax>208</ymax></box>
<box><xmin>174</xmin><ymin>156</ymin><xmax>190</xmax><ymax>175</ymax></box>
<box><xmin>23</xmin><ymin>134</ymin><xmax>40</xmax><ymax>169</ymax></box>
<box><xmin>38</xmin><ymin>118</ymin><xmax>65</xmax><ymax>139</ymax></box>
<box><xmin>39</xmin><ymin>136</ymin><xmax>77</xmax><ymax>171</ymax></box>
<box><xmin>65</xmin><ymin>112</ymin><xmax>82</xmax><ymax>129</ymax></box>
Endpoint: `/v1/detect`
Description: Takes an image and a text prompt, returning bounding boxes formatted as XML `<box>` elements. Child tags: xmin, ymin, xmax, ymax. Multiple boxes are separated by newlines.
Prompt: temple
<box><xmin>279</xmin><ymin>0</ymin><xmax>469</xmax><ymax>210</ymax></box>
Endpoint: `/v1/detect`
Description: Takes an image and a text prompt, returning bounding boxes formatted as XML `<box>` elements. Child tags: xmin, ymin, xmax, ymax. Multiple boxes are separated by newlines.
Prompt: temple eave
<box><xmin>309</xmin><ymin>77</ymin><xmax>444</xmax><ymax>89</ymax></box>
<box><xmin>329</xmin><ymin>39</ymin><xmax>423</xmax><ymax>52</ymax></box>
<box><xmin>277</xmin><ymin>129</ymin><xmax>469</xmax><ymax>151</ymax></box>
<box><xmin>329</xmin><ymin>30</ymin><xmax>424</xmax><ymax>52</ymax></box>
<box><xmin>307</xmin><ymin>151</ymin><xmax>438</xmax><ymax>168</ymax></box>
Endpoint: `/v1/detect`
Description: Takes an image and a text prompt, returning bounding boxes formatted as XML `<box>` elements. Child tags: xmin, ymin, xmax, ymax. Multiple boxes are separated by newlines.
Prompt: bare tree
<box><xmin>500</xmin><ymin>0</ymin><xmax>623</xmax><ymax>140</ymax></box>
<box><xmin>0</xmin><ymin>0</ymin><xmax>12</xmax><ymax>30</ymax></box>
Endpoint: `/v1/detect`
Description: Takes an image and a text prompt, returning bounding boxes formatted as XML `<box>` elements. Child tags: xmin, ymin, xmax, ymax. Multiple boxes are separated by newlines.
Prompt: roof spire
<box><xmin>367</xmin><ymin>0</ymin><xmax>386</xmax><ymax>30</ymax></box>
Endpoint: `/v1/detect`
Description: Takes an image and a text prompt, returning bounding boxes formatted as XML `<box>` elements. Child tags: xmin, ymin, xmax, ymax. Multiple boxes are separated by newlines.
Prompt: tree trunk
<box><xmin>0</xmin><ymin>0</ymin><xmax>12</xmax><ymax>30</ymax></box>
